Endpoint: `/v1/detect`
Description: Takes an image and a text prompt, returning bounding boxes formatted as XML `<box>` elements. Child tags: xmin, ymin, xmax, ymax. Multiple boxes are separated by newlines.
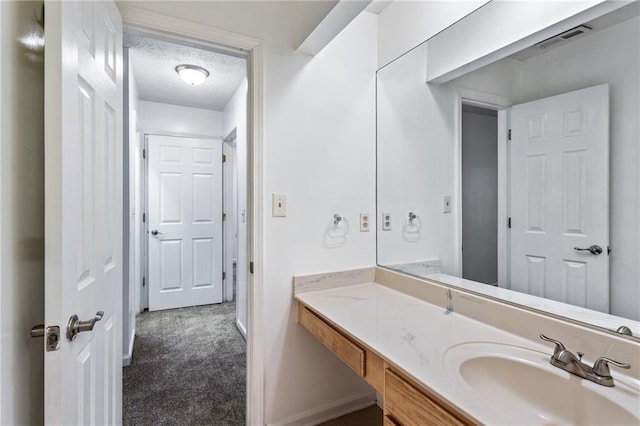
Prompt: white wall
<box><xmin>0</xmin><ymin>1</ymin><xmax>45</xmax><ymax>424</ymax></box>
<box><xmin>378</xmin><ymin>15</ymin><xmax>640</xmax><ymax>320</ymax></box>
<box><xmin>376</xmin><ymin>0</ymin><xmax>488</xmax><ymax>68</ymax></box>
<box><xmin>137</xmin><ymin>100</ymin><xmax>223</xmax><ymax>137</ymax></box>
<box><xmin>222</xmin><ymin>79</ymin><xmax>249</xmax><ymax>335</ymax></box>
<box><xmin>262</xmin><ymin>12</ymin><xmax>378</xmax><ymax>423</ymax></box>
<box><xmin>377</xmin><ymin>45</ymin><xmax>459</xmax><ymax>270</ymax></box>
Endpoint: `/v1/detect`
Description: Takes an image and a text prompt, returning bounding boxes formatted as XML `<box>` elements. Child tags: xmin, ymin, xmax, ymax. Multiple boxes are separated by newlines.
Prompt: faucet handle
<box><xmin>592</xmin><ymin>357</ymin><xmax>631</xmax><ymax>377</ymax></box>
<box><xmin>540</xmin><ymin>334</ymin><xmax>566</xmax><ymax>357</ymax></box>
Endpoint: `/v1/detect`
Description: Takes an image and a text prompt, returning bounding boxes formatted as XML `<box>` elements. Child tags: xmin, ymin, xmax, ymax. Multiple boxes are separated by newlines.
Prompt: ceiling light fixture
<box><xmin>175</xmin><ymin>64</ymin><xmax>209</xmax><ymax>86</ymax></box>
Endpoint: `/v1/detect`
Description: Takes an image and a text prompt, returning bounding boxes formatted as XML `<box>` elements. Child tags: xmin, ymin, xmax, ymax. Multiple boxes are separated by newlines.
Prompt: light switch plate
<box><xmin>272</xmin><ymin>193</ymin><xmax>287</xmax><ymax>217</ymax></box>
<box><xmin>443</xmin><ymin>196</ymin><xmax>452</xmax><ymax>213</ymax></box>
<box><xmin>360</xmin><ymin>213</ymin><xmax>370</xmax><ymax>232</ymax></box>
<box><xmin>382</xmin><ymin>212</ymin><xmax>392</xmax><ymax>231</ymax></box>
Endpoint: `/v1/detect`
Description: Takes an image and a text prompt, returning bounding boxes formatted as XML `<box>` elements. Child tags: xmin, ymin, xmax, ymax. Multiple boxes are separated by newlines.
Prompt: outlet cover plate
<box><xmin>360</xmin><ymin>213</ymin><xmax>370</xmax><ymax>232</ymax></box>
<box><xmin>382</xmin><ymin>212</ymin><xmax>392</xmax><ymax>231</ymax></box>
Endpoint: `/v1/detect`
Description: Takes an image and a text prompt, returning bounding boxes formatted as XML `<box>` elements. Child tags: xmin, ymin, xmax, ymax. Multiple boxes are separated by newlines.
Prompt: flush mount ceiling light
<box><xmin>175</xmin><ymin>64</ymin><xmax>209</xmax><ymax>86</ymax></box>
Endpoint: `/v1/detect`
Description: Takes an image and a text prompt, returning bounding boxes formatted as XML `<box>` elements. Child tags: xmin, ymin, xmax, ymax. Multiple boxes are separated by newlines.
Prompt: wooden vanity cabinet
<box><xmin>297</xmin><ymin>301</ymin><xmax>473</xmax><ymax>426</ymax></box>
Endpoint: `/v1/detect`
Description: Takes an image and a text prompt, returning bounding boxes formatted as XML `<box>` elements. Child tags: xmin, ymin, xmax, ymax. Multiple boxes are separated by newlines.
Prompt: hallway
<box><xmin>123</xmin><ymin>303</ymin><xmax>246</xmax><ymax>425</ymax></box>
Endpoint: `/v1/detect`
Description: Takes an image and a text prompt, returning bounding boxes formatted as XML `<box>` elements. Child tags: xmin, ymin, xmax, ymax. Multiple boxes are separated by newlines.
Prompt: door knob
<box><xmin>574</xmin><ymin>244</ymin><xmax>603</xmax><ymax>255</ymax></box>
<box><xmin>66</xmin><ymin>311</ymin><xmax>104</xmax><ymax>341</ymax></box>
<box><xmin>151</xmin><ymin>229</ymin><xmax>163</xmax><ymax>236</ymax></box>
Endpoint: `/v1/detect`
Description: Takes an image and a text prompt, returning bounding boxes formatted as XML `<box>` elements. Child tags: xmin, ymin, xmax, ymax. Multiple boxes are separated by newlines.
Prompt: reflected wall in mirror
<box><xmin>377</xmin><ymin>2</ymin><xmax>640</xmax><ymax>338</ymax></box>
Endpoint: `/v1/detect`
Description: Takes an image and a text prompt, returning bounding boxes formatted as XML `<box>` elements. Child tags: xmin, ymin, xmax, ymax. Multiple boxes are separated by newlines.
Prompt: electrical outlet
<box><xmin>382</xmin><ymin>212</ymin><xmax>392</xmax><ymax>231</ymax></box>
<box><xmin>443</xmin><ymin>196</ymin><xmax>452</xmax><ymax>213</ymax></box>
<box><xmin>272</xmin><ymin>193</ymin><xmax>287</xmax><ymax>217</ymax></box>
<box><xmin>360</xmin><ymin>213</ymin><xmax>370</xmax><ymax>232</ymax></box>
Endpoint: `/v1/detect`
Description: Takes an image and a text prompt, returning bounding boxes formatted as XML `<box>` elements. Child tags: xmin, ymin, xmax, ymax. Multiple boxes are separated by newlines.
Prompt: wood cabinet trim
<box><xmin>383</xmin><ymin>415</ymin><xmax>401</xmax><ymax>426</ymax></box>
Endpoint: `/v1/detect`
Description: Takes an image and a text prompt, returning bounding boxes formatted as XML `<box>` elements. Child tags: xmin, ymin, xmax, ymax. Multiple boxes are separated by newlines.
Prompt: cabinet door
<box><xmin>384</xmin><ymin>369</ymin><xmax>467</xmax><ymax>426</ymax></box>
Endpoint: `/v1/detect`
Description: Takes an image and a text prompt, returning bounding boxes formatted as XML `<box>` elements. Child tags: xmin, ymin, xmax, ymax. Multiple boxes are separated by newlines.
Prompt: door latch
<box><xmin>31</xmin><ymin>324</ymin><xmax>61</xmax><ymax>352</ymax></box>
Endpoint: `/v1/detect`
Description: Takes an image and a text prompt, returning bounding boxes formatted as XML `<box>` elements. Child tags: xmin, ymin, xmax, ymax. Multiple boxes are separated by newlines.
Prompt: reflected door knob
<box><xmin>574</xmin><ymin>244</ymin><xmax>603</xmax><ymax>255</ymax></box>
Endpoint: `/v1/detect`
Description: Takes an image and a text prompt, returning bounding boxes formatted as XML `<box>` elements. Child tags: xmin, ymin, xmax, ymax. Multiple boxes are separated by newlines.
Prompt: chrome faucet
<box><xmin>616</xmin><ymin>325</ymin><xmax>633</xmax><ymax>337</ymax></box>
<box><xmin>540</xmin><ymin>334</ymin><xmax>631</xmax><ymax>387</ymax></box>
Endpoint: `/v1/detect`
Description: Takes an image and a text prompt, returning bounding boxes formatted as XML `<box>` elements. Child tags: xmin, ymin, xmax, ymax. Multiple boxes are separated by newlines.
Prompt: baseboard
<box><xmin>122</xmin><ymin>329</ymin><xmax>135</xmax><ymax>367</ymax></box>
<box><xmin>268</xmin><ymin>391</ymin><xmax>376</xmax><ymax>426</ymax></box>
<box><xmin>236</xmin><ymin>317</ymin><xmax>247</xmax><ymax>340</ymax></box>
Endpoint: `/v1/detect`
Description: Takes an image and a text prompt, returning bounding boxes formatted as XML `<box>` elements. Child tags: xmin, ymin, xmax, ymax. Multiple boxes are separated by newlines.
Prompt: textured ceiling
<box><xmin>125</xmin><ymin>32</ymin><xmax>247</xmax><ymax>111</ymax></box>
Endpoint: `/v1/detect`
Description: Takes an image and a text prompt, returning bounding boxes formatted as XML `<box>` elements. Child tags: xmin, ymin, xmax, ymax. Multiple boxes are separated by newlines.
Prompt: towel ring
<box><xmin>327</xmin><ymin>213</ymin><xmax>350</xmax><ymax>238</ymax></box>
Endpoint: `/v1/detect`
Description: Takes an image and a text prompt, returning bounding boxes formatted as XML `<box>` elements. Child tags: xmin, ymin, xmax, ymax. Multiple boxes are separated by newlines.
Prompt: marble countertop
<box><xmin>294</xmin><ymin>282</ymin><xmax>638</xmax><ymax>425</ymax></box>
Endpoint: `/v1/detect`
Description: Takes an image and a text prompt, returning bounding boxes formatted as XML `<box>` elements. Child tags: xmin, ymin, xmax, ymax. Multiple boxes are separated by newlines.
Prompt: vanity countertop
<box><xmin>294</xmin><ymin>280</ymin><xmax>640</xmax><ymax>425</ymax></box>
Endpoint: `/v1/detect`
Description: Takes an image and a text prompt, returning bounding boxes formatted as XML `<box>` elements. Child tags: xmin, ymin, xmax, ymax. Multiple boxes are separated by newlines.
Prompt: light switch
<box><xmin>443</xmin><ymin>196</ymin><xmax>452</xmax><ymax>213</ymax></box>
<box><xmin>272</xmin><ymin>193</ymin><xmax>287</xmax><ymax>217</ymax></box>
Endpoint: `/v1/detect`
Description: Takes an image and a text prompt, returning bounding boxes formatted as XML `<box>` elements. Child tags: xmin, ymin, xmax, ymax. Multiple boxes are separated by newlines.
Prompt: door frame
<box><xmin>454</xmin><ymin>88</ymin><xmax>510</xmax><ymax>287</ymax></box>
<box><xmin>222</xmin><ymin>128</ymin><xmax>238</xmax><ymax>303</ymax></box>
<box><xmin>119</xmin><ymin>6</ymin><xmax>265</xmax><ymax>424</ymax></box>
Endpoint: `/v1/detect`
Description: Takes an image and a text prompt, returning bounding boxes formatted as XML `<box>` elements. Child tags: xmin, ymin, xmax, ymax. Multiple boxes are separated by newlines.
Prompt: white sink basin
<box><xmin>443</xmin><ymin>342</ymin><xmax>640</xmax><ymax>425</ymax></box>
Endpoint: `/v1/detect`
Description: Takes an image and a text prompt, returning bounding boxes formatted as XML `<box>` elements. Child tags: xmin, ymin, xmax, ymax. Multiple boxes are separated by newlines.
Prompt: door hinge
<box><xmin>508</xmin><ymin>217</ymin><xmax>512</xmax><ymax>229</ymax></box>
<box><xmin>143</xmin><ymin>148</ymin><xmax>146</xmax><ymax>159</ymax></box>
<box><xmin>222</xmin><ymin>271</ymin><xmax>226</xmax><ymax>280</ymax></box>
<box><xmin>249</xmin><ymin>262</ymin><xmax>254</xmax><ymax>274</ymax></box>
<box><xmin>142</xmin><ymin>277</ymin><xmax>146</xmax><ymax>287</ymax></box>
<box><xmin>46</xmin><ymin>326</ymin><xmax>60</xmax><ymax>352</ymax></box>
<box><xmin>608</xmin><ymin>246</ymin><xmax>611</xmax><ymax>255</ymax></box>
<box><xmin>142</xmin><ymin>212</ymin><xmax>146</xmax><ymax>223</ymax></box>
<box><xmin>222</xmin><ymin>154</ymin><xmax>227</xmax><ymax>163</ymax></box>
<box><xmin>38</xmin><ymin>4</ymin><xmax>45</xmax><ymax>29</ymax></box>
<box><xmin>222</xmin><ymin>212</ymin><xmax>227</xmax><ymax>221</ymax></box>
<box><xmin>508</xmin><ymin>129</ymin><xmax>512</xmax><ymax>141</ymax></box>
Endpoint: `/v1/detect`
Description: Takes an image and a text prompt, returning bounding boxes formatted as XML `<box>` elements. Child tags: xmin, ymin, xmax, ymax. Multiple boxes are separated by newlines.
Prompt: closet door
<box><xmin>148</xmin><ymin>135</ymin><xmax>223</xmax><ymax>311</ymax></box>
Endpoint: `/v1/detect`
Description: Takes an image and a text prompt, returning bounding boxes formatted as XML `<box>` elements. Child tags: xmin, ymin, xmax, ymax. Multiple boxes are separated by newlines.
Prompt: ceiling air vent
<box><xmin>537</xmin><ymin>25</ymin><xmax>592</xmax><ymax>49</ymax></box>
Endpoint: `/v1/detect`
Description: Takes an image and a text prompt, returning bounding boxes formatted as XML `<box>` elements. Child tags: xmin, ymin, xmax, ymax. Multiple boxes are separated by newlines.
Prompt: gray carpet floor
<box><xmin>123</xmin><ymin>302</ymin><xmax>246</xmax><ymax>426</ymax></box>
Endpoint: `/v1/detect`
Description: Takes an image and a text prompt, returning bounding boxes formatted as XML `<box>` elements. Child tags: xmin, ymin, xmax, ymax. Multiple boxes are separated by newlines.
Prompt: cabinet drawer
<box><xmin>298</xmin><ymin>305</ymin><xmax>365</xmax><ymax>376</ymax></box>
<box><xmin>384</xmin><ymin>369</ymin><xmax>466</xmax><ymax>426</ymax></box>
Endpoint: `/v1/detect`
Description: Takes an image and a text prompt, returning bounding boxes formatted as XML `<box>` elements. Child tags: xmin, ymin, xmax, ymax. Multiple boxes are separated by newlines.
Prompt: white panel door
<box><xmin>510</xmin><ymin>84</ymin><xmax>609</xmax><ymax>312</ymax></box>
<box><xmin>148</xmin><ymin>135</ymin><xmax>223</xmax><ymax>310</ymax></box>
<box><xmin>44</xmin><ymin>1</ymin><xmax>123</xmax><ymax>424</ymax></box>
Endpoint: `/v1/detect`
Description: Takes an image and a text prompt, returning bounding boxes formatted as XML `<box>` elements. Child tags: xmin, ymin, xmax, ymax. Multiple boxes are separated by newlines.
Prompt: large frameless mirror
<box><xmin>376</xmin><ymin>1</ymin><xmax>640</xmax><ymax>339</ymax></box>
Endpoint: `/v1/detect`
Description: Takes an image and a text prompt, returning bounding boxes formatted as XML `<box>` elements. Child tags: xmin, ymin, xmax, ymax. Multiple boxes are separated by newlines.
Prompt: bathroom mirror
<box><xmin>376</xmin><ymin>2</ymin><xmax>640</xmax><ymax>339</ymax></box>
